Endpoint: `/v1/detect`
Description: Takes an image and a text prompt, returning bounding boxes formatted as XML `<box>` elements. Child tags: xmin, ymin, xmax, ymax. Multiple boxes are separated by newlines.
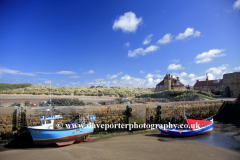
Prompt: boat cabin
<box><xmin>28</xmin><ymin>115</ymin><xmax>63</xmax><ymax>129</ymax></box>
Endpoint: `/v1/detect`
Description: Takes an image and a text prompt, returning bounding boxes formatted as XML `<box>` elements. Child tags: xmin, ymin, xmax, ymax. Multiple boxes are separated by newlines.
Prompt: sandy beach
<box><xmin>0</xmin><ymin>131</ymin><xmax>239</xmax><ymax>160</ymax></box>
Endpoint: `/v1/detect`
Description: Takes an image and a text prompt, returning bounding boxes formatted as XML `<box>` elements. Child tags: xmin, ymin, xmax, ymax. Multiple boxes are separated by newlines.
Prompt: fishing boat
<box><xmin>157</xmin><ymin>106</ymin><xmax>213</xmax><ymax>137</ymax></box>
<box><xmin>28</xmin><ymin>111</ymin><xmax>96</xmax><ymax>146</ymax></box>
<box><xmin>157</xmin><ymin>117</ymin><xmax>213</xmax><ymax>136</ymax></box>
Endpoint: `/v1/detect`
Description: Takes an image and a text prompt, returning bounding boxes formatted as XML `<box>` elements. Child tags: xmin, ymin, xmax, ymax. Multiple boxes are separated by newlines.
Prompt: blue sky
<box><xmin>0</xmin><ymin>0</ymin><xmax>240</xmax><ymax>88</ymax></box>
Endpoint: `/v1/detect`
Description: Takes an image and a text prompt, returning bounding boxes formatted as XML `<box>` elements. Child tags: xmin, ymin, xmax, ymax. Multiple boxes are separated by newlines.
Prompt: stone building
<box><xmin>193</xmin><ymin>79</ymin><xmax>223</xmax><ymax>94</ymax></box>
<box><xmin>155</xmin><ymin>74</ymin><xmax>186</xmax><ymax>92</ymax></box>
<box><xmin>222</xmin><ymin>72</ymin><xmax>240</xmax><ymax>97</ymax></box>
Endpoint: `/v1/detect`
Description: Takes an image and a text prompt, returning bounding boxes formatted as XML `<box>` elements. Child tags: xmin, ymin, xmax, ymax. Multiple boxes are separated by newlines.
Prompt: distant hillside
<box><xmin>0</xmin><ymin>84</ymin><xmax>155</xmax><ymax>97</ymax></box>
<box><xmin>0</xmin><ymin>83</ymin><xmax>32</xmax><ymax>91</ymax></box>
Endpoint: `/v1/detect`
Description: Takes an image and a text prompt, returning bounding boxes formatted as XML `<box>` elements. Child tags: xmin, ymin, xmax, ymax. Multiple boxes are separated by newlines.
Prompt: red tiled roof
<box><xmin>194</xmin><ymin>79</ymin><xmax>222</xmax><ymax>87</ymax></box>
<box><xmin>157</xmin><ymin>80</ymin><xmax>164</xmax><ymax>85</ymax></box>
<box><xmin>171</xmin><ymin>78</ymin><xmax>184</xmax><ymax>86</ymax></box>
<box><xmin>156</xmin><ymin>78</ymin><xmax>184</xmax><ymax>86</ymax></box>
<box><xmin>164</xmin><ymin>74</ymin><xmax>170</xmax><ymax>79</ymax></box>
<box><xmin>90</xmin><ymin>86</ymin><xmax>95</xmax><ymax>88</ymax></box>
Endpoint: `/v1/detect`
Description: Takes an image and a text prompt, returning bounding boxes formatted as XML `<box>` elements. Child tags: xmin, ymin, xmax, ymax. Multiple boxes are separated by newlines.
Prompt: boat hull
<box><xmin>28</xmin><ymin>124</ymin><xmax>94</xmax><ymax>146</ymax></box>
<box><xmin>157</xmin><ymin>119</ymin><xmax>213</xmax><ymax>137</ymax></box>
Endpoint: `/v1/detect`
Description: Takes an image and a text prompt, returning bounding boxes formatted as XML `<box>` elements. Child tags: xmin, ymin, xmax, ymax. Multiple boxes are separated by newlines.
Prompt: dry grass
<box><xmin>1</xmin><ymin>85</ymin><xmax>155</xmax><ymax>97</ymax></box>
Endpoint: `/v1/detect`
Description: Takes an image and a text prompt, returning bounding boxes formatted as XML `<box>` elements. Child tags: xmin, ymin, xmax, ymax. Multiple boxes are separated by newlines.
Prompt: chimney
<box><xmin>196</xmin><ymin>80</ymin><xmax>199</xmax><ymax>82</ymax></box>
<box><xmin>171</xmin><ymin>75</ymin><xmax>173</xmax><ymax>79</ymax></box>
<box><xmin>177</xmin><ymin>77</ymin><xmax>179</xmax><ymax>80</ymax></box>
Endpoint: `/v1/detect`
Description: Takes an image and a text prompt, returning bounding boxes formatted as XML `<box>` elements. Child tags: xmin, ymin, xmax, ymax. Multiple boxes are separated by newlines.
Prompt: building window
<box><xmin>169</xmin><ymin>85</ymin><xmax>170</xmax><ymax>88</ymax></box>
<box><xmin>165</xmin><ymin>80</ymin><xmax>167</xmax><ymax>83</ymax></box>
<box><xmin>215</xmin><ymin>86</ymin><xmax>218</xmax><ymax>88</ymax></box>
<box><xmin>165</xmin><ymin>85</ymin><xmax>167</xmax><ymax>88</ymax></box>
<box><xmin>160</xmin><ymin>85</ymin><xmax>162</xmax><ymax>88</ymax></box>
<box><xmin>180</xmin><ymin>86</ymin><xmax>183</xmax><ymax>88</ymax></box>
<box><xmin>168</xmin><ymin>80</ymin><xmax>170</xmax><ymax>83</ymax></box>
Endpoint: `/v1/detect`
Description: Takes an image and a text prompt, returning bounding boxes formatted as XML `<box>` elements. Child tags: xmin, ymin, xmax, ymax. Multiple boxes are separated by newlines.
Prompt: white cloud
<box><xmin>171</xmin><ymin>59</ymin><xmax>179</xmax><ymax>63</ymax></box>
<box><xmin>69</xmin><ymin>75</ymin><xmax>80</xmax><ymax>78</ymax></box>
<box><xmin>195</xmin><ymin>49</ymin><xmax>226</xmax><ymax>64</ymax></box>
<box><xmin>206</xmin><ymin>64</ymin><xmax>228</xmax><ymax>75</ymax></box>
<box><xmin>0</xmin><ymin>68</ymin><xmax>18</xmax><ymax>75</ymax></box>
<box><xmin>18</xmin><ymin>72</ymin><xmax>36</xmax><ymax>76</ymax></box>
<box><xmin>107</xmin><ymin>72</ymin><xmax>123</xmax><ymax>79</ymax></box>
<box><xmin>154</xmin><ymin>74</ymin><xmax>163</xmax><ymax>78</ymax></box>
<box><xmin>157</xmin><ymin>33</ymin><xmax>172</xmax><ymax>44</ymax></box>
<box><xmin>85</xmin><ymin>74</ymin><xmax>163</xmax><ymax>88</ymax></box>
<box><xmin>128</xmin><ymin>48</ymin><xmax>144</xmax><ymax>57</ymax></box>
<box><xmin>176</xmin><ymin>28</ymin><xmax>201</xmax><ymax>40</ymax></box>
<box><xmin>145</xmin><ymin>73</ymin><xmax>163</xmax><ymax>79</ymax></box>
<box><xmin>124</xmin><ymin>42</ymin><xmax>130</xmax><ymax>47</ymax></box>
<box><xmin>112</xmin><ymin>11</ymin><xmax>142</xmax><ymax>33</ymax></box>
<box><xmin>167</xmin><ymin>64</ymin><xmax>185</xmax><ymax>70</ymax></box>
<box><xmin>233</xmin><ymin>0</ymin><xmax>240</xmax><ymax>10</ymax></box>
<box><xmin>83</xmin><ymin>70</ymin><xmax>95</xmax><ymax>75</ymax></box>
<box><xmin>0</xmin><ymin>68</ymin><xmax>36</xmax><ymax>76</ymax></box>
<box><xmin>194</xmin><ymin>31</ymin><xmax>201</xmax><ymax>37</ymax></box>
<box><xmin>56</xmin><ymin>71</ymin><xmax>76</xmax><ymax>75</ymax></box>
<box><xmin>88</xmin><ymin>79</ymin><xmax>107</xmax><ymax>85</ymax></box>
<box><xmin>128</xmin><ymin>45</ymin><xmax>159</xmax><ymax>57</ymax></box>
<box><xmin>188</xmin><ymin>74</ymin><xmax>195</xmax><ymax>78</ymax></box>
<box><xmin>180</xmin><ymin>72</ymin><xmax>187</xmax><ymax>77</ymax></box>
<box><xmin>36</xmin><ymin>71</ymin><xmax>76</xmax><ymax>75</ymax></box>
<box><xmin>155</xmin><ymin>70</ymin><xmax>161</xmax><ymax>73</ymax></box>
<box><xmin>140</xmin><ymin>70</ymin><xmax>145</xmax><ymax>74</ymax></box>
<box><xmin>145</xmin><ymin>73</ymin><xmax>154</xmax><ymax>78</ymax></box>
<box><xmin>118</xmin><ymin>74</ymin><xmax>161</xmax><ymax>88</ymax></box>
<box><xmin>144</xmin><ymin>45</ymin><xmax>159</xmax><ymax>53</ymax></box>
<box><xmin>44</xmin><ymin>80</ymin><xmax>51</xmax><ymax>84</ymax></box>
<box><xmin>234</xmin><ymin>66</ymin><xmax>240</xmax><ymax>70</ymax></box>
<box><xmin>143</xmin><ymin>34</ymin><xmax>153</xmax><ymax>45</ymax></box>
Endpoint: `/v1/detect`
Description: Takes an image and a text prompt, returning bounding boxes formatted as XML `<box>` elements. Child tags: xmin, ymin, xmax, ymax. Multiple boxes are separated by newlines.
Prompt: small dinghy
<box><xmin>157</xmin><ymin>117</ymin><xmax>213</xmax><ymax>136</ymax></box>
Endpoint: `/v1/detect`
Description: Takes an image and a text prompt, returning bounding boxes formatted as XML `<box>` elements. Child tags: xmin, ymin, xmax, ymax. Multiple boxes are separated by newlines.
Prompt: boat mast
<box><xmin>50</xmin><ymin>80</ymin><xmax>52</xmax><ymax>116</ymax></box>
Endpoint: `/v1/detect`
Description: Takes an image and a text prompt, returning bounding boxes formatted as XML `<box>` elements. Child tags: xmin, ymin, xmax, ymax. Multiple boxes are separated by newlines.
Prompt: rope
<box><xmin>212</xmin><ymin>101</ymin><xmax>228</xmax><ymax>118</ymax></box>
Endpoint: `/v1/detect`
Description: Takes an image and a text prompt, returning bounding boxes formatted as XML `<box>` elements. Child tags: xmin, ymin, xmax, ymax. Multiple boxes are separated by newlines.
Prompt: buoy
<box><xmin>88</xmin><ymin>135</ymin><xmax>90</xmax><ymax>141</ymax></box>
<box><xmin>164</xmin><ymin>130</ymin><xmax>167</xmax><ymax>132</ymax></box>
<box><xmin>179</xmin><ymin>132</ymin><xmax>182</xmax><ymax>134</ymax></box>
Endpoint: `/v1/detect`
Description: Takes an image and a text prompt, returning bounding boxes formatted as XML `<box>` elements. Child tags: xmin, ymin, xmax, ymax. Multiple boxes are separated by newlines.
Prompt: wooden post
<box><xmin>16</xmin><ymin>108</ymin><xmax>19</xmax><ymax>129</ymax></box>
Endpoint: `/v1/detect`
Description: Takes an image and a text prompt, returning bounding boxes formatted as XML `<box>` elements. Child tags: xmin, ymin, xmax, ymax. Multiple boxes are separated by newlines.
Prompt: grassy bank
<box><xmin>0</xmin><ymin>84</ymin><xmax>154</xmax><ymax>97</ymax></box>
<box><xmin>137</xmin><ymin>90</ymin><xmax>217</xmax><ymax>100</ymax></box>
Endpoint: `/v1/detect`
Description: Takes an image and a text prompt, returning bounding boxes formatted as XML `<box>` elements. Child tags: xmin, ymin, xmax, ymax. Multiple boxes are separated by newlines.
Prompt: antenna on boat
<box><xmin>49</xmin><ymin>80</ymin><xmax>52</xmax><ymax>116</ymax></box>
<box><xmin>184</xmin><ymin>100</ymin><xmax>186</xmax><ymax>119</ymax></box>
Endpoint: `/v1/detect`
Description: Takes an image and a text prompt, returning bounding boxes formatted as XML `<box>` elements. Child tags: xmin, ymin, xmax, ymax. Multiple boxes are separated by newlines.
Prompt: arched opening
<box><xmin>224</xmin><ymin>86</ymin><xmax>231</xmax><ymax>97</ymax></box>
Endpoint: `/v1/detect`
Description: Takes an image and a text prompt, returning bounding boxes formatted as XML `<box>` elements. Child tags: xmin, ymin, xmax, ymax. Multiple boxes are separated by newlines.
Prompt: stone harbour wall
<box><xmin>146</xmin><ymin>101</ymin><xmax>223</xmax><ymax>124</ymax></box>
<box><xmin>0</xmin><ymin>101</ymin><xmax>223</xmax><ymax>137</ymax></box>
<box><xmin>223</xmin><ymin>72</ymin><xmax>240</xmax><ymax>98</ymax></box>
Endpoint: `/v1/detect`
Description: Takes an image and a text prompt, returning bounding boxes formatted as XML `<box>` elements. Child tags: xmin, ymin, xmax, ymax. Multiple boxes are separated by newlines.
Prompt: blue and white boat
<box><xmin>157</xmin><ymin>117</ymin><xmax>213</xmax><ymax>136</ymax></box>
<box><xmin>28</xmin><ymin>113</ymin><xmax>96</xmax><ymax>146</ymax></box>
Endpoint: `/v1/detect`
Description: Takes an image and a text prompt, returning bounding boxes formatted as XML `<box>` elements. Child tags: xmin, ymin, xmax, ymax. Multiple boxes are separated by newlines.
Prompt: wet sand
<box><xmin>0</xmin><ymin>131</ymin><xmax>239</xmax><ymax>160</ymax></box>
